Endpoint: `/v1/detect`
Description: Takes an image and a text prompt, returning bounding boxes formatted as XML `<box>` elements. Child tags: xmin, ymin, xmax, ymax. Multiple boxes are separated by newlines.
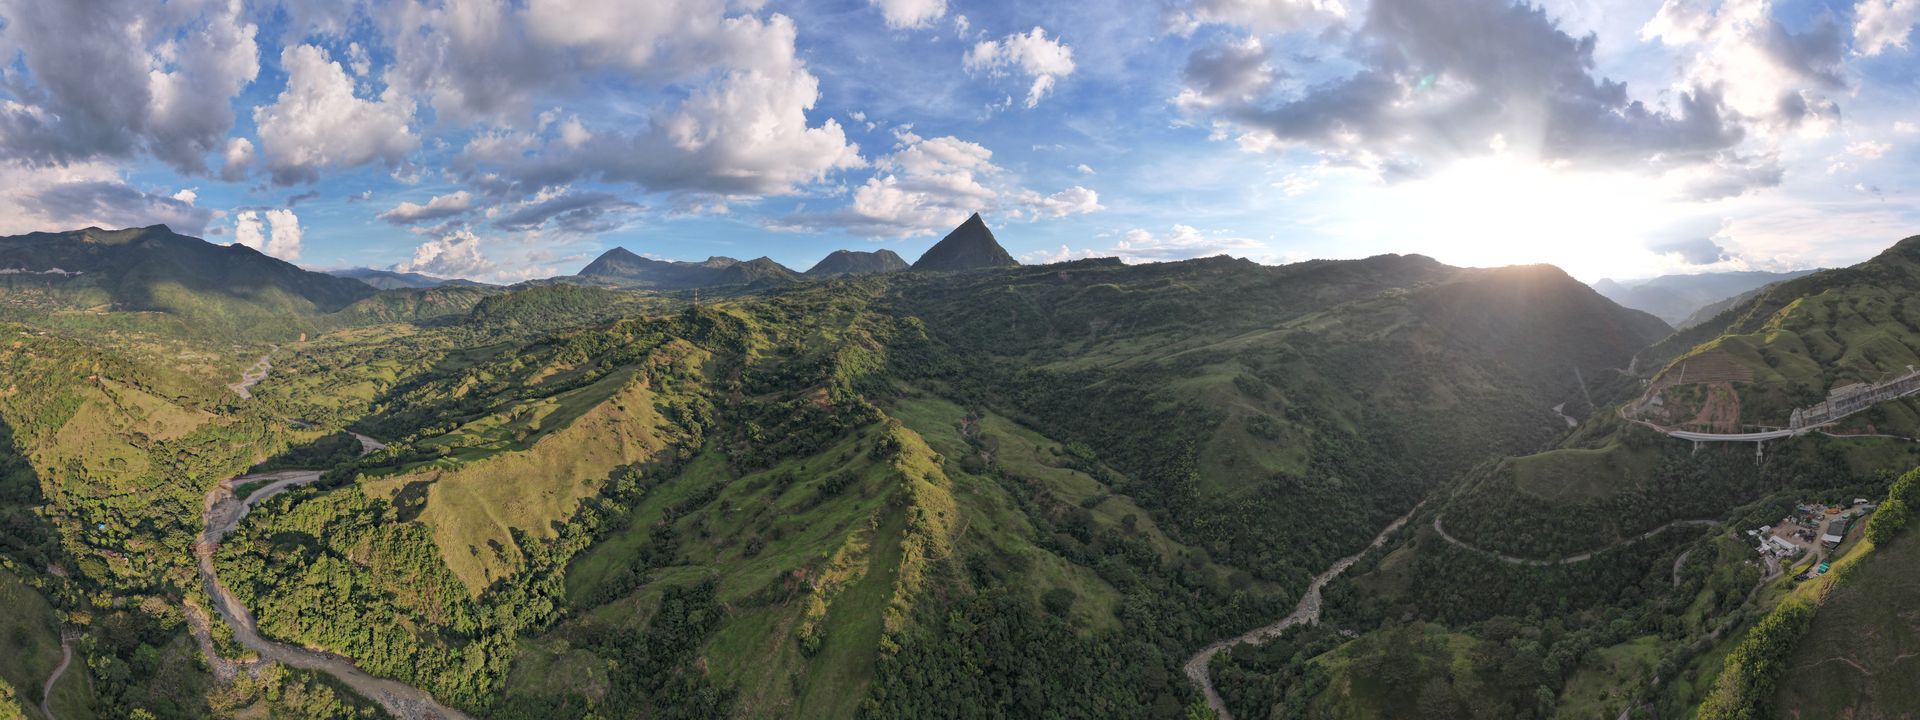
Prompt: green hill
<box><xmin>804</xmin><ymin>249</ymin><xmax>909</xmax><ymax>277</ymax></box>
<box><xmin>575</xmin><ymin>247</ymin><xmax>800</xmax><ymax>289</ymax></box>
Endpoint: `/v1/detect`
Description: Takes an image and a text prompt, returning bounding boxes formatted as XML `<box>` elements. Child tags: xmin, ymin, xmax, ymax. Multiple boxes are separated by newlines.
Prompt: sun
<box><xmin>1370</xmin><ymin>154</ymin><xmax>1690</xmax><ymax>281</ymax></box>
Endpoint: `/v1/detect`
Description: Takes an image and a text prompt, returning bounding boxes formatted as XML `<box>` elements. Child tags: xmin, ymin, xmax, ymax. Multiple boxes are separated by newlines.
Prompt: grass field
<box><xmin>1554</xmin><ymin>635</ymin><xmax>1662</xmax><ymax>720</ymax></box>
<box><xmin>0</xmin><ymin>569</ymin><xmax>63</xmax><ymax>720</ymax></box>
<box><xmin>1510</xmin><ymin>440</ymin><xmax>1661</xmax><ymax>503</ymax></box>
<box><xmin>1775</xmin><ymin>528</ymin><xmax>1920</xmax><ymax>717</ymax></box>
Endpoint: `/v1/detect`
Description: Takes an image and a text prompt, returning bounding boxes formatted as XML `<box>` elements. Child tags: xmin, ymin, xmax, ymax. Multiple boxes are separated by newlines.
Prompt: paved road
<box><xmin>192</xmin><ymin>439</ymin><xmax>471</xmax><ymax>720</ymax></box>
<box><xmin>38</xmin><ymin>630</ymin><xmax>73</xmax><ymax>720</ymax></box>
<box><xmin>1431</xmin><ymin>516</ymin><xmax>1719</xmax><ymax>566</ymax></box>
<box><xmin>1183</xmin><ymin>503</ymin><xmax>1424</xmax><ymax>720</ymax></box>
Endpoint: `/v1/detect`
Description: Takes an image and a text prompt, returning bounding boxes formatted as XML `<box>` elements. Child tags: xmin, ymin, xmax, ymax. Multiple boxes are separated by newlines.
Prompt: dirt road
<box><xmin>39</xmin><ymin>630</ymin><xmax>73</xmax><ymax>720</ymax></box>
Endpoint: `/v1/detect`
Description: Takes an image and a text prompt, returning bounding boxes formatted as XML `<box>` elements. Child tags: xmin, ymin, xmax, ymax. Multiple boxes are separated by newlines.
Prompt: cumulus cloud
<box><xmin>492</xmin><ymin>189</ymin><xmax>641</xmax><ymax>233</ymax></box>
<box><xmin>0</xmin><ymin>0</ymin><xmax>259</xmax><ymax>174</ymax></box>
<box><xmin>220</xmin><ymin>138</ymin><xmax>255</xmax><ymax>182</ymax></box>
<box><xmin>378</xmin><ymin>191</ymin><xmax>475</xmax><ymax>224</ymax></box>
<box><xmin>965</xmin><ymin>27</ymin><xmax>1077</xmax><ymax>108</ymax></box>
<box><xmin>1173</xmin><ymin>36</ymin><xmax>1276</xmax><ymax>111</ymax></box>
<box><xmin>396</xmin><ymin>227</ymin><xmax>496</xmax><ymax>279</ymax></box>
<box><xmin>448</xmin><ymin>12</ymin><xmax>861</xmax><ymax>199</ymax></box>
<box><xmin>869</xmin><ymin>0</ymin><xmax>947</xmax><ymax>29</ymax></box>
<box><xmin>231</xmin><ymin>208</ymin><xmax>303</xmax><ymax>261</ymax></box>
<box><xmin>253</xmin><ymin>44</ymin><xmax>418</xmax><ymax>185</ymax></box>
<box><xmin>777</xmin><ymin>131</ymin><xmax>1100</xmax><ymax>237</ymax></box>
<box><xmin>20</xmin><ymin>176</ymin><xmax>218</xmax><ymax>236</ymax></box>
<box><xmin>1177</xmin><ymin>0</ymin><xmax>1750</xmax><ymax>180</ymax></box>
<box><xmin>1642</xmin><ymin>0</ymin><xmax>1845</xmax><ymax>135</ymax></box>
<box><xmin>1854</xmin><ymin>0</ymin><xmax>1920</xmax><ymax>56</ymax></box>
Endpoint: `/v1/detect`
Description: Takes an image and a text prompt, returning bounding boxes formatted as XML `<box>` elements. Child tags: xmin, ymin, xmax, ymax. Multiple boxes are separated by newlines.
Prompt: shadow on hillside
<box><xmin>0</xmin><ymin>415</ymin><xmax>60</xmax><ymax>574</ymax></box>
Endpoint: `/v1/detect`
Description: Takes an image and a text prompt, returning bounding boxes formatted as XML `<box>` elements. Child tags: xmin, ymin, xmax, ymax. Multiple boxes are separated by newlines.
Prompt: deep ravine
<box><xmin>1182</xmin><ymin>502</ymin><xmax>1425</xmax><ymax>720</ymax></box>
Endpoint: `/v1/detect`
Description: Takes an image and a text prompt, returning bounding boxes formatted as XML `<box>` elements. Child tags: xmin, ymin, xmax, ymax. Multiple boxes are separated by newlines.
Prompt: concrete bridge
<box><xmin>1628</xmin><ymin>366</ymin><xmax>1920</xmax><ymax>448</ymax></box>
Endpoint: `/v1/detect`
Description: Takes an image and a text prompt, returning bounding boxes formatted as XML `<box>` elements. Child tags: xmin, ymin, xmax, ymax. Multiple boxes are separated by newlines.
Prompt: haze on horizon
<box><xmin>0</xmin><ymin>0</ymin><xmax>1913</xmax><ymax>284</ymax></box>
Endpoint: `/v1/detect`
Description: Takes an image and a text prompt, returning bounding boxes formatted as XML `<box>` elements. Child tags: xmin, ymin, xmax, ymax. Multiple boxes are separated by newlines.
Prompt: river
<box><xmin>1182</xmin><ymin>502</ymin><xmax>1424</xmax><ymax>720</ymax></box>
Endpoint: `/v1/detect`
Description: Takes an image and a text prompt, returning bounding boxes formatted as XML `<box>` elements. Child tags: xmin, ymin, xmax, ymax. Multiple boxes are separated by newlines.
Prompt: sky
<box><xmin>0</xmin><ymin>0</ymin><xmax>1915</xmax><ymax>284</ymax></box>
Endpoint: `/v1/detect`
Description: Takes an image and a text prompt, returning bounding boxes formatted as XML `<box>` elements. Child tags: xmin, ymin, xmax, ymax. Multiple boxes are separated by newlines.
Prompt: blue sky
<box><xmin>0</xmin><ymin>0</ymin><xmax>1915</xmax><ymax>283</ymax></box>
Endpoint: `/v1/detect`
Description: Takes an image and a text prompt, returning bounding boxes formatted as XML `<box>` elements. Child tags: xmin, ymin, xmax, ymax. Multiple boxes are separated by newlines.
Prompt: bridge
<box><xmin>1627</xmin><ymin>366</ymin><xmax>1920</xmax><ymax>448</ymax></box>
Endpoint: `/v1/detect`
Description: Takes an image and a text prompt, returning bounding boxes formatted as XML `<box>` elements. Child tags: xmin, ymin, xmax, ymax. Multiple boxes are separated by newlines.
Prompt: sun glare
<box><xmin>1359</xmin><ymin>155</ymin><xmax>1689</xmax><ymax>281</ymax></box>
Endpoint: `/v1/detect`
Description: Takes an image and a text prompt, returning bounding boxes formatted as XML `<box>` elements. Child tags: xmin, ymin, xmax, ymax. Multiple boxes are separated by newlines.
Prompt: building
<box><xmin>1821</xmin><ymin>522</ymin><xmax>1847</xmax><ymax>547</ymax></box>
<box><xmin>1769</xmin><ymin>536</ymin><xmax>1799</xmax><ymax>556</ymax></box>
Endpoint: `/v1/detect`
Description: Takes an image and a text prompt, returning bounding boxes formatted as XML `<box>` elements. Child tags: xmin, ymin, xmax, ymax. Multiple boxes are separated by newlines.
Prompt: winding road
<box><xmin>1431</xmin><ymin>515</ymin><xmax>1719</xmax><ymax>566</ymax></box>
<box><xmin>38</xmin><ymin>629</ymin><xmax>74</xmax><ymax>720</ymax></box>
<box><xmin>191</xmin><ymin>431</ymin><xmax>468</xmax><ymax>720</ymax></box>
<box><xmin>1183</xmin><ymin>503</ymin><xmax>1424</xmax><ymax>720</ymax></box>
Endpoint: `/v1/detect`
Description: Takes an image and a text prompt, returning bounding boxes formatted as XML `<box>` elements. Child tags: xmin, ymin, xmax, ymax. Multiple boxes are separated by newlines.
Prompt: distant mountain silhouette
<box><xmin>575</xmin><ymin>247</ymin><xmax>798</xmax><ymax>289</ymax></box>
<box><xmin>1591</xmin><ymin>269</ymin><xmax>1815</xmax><ymax>326</ymax></box>
<box><xmin>910</xmin><ymin>213</ymin><xmax>1017</xmax><ymax>272</ymax></box>
<box><xmin>805</xmin><ymin>249</ymin><xmax>909</xmax><ymax>277</ymax></box>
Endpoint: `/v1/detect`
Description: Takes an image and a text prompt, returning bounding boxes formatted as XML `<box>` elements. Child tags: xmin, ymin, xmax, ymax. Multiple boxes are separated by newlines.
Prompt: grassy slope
<box><xmin>364</xmin><ymin>365</ymin><xmax>680</xmax><ymax>591</ymax></box>
<box><xmin>1774</xmin><ymin>527</ymin><xmax>1920</xmax><ymax>717</ymax></box>
<box><xmin>0</xmin><ymin>569</ymin><xmax>61</xmax><ymax>719</ymax></box>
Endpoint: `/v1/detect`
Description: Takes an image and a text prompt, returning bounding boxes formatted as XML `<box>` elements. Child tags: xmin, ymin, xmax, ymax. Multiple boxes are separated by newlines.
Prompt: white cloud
<box><xmin>1846</xmin><ymin>140</ymin><xmax>1892</xmax><ymax>159</ymax></box>
<box><xmin>1178</xmin><ymin>0</ymin><xmax>1757</xmax><ymax>184</ymax></box>
<box><xmin>0</xmin><ymin>0</ymin><xmax>259</xmax><ymax>175</ymax></box>
<box><xmin>1076</xmin><ymin>164</ymin><xmax>1095</xmax><ymax>174</ymax></box>
<box><xmin>1854</xmin><ymin>0</ymin><xmax>1920</xmax><ymax>56</ymax></box>
<box><xmin>778</xmin><ymin>131</ymin><xmax>1099</xmax><ymax>236</ymax></box>
<box><xmin>231</xmin><ymin>208</ymin><xmax>302</xmax><ymax>261</ymax></box>
<box><xmin>0</xmin><ymin>162</ymin><xmax>217</xmax><ymax>236</ymax></box>
<box><xmin>1107</xmin><ymin>225</ymin><xmax>1263</xmax><ymax>262</ymax></box>
<box><xmin>1019</xmin><ymin>186</ymin><xmax>1103</xmax><ymax>217</ymax></box>
<box><xmin>378</xmin><ymin>191</ymin><xmax>475</xmax><ymax>224</ymax></box>
<box><xmin>964</xmin><ymin>27</ymin><xmax>1076</xmax><ymax>108</ymax></box>
<box><xmin>447</xmin><ymin>11</ymin><xmax>861</xmax><ymax>199</ymax></box>
<box><xmin>220</xmin><ymin>137</ymin><xmax>255</xmax><ymax>182</ymax></box>
<box><xmin>396</xmin><ymin>227</ymin><xmax>496</xmax><ymax>279</ymax></box>
<box><xmin>1642</xmin><ymin>0</ymin><xmax>1845</xmax><ymax>136</ymax></box>
<box><xmin>1897</xmin><ymin>121</ymin><xmax>1919</xmax><ymax>134</ymax></box>
<box><xmin>1164</xmin><ymin>0</ymin><xmax>1348</xmax><ymax>34</ymax></box>
<box><xmin>253</xmin><ymin>44</ymin><xmax>418</xmax><ymax>185</ymax></box>
<box><xmin>868</xmin><ymin>0</ymin><xmax>947</xmax><ymax>29</ymax></box>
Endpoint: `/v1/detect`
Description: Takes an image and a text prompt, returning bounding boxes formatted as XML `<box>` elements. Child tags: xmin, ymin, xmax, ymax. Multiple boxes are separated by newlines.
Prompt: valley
<box><xmin>2</xmin><ymin>222</ymin><xmax>1919</xmax><ymax>720</ymax></box>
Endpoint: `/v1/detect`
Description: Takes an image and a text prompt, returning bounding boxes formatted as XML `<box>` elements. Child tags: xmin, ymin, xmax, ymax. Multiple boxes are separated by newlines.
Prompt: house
<box><xmin>1821</xmin><ymin>522</ymin><xmax>1847</xmax><ymax>547</ymax></box>
<box><xmin>1769</xmin><ymin>536</ymin><xmax>1798</xmax><ymax>555</ymax></box>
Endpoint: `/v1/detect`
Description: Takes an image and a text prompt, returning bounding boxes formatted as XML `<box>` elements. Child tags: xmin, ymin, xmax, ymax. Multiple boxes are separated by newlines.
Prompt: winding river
<box><xmin>1183</xmin><ymin>503</ymin><xmax>1424</xmax><ymax>720</ymax></box>
<box><xmin>192</xmin><ymin>433</ymin><xmax>470</xmax><ymax>720</ymax></box>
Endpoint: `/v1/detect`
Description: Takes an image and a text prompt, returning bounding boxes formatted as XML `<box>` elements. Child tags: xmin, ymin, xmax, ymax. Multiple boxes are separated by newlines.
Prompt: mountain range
<box><xmin>1592</xmin><ymin>269</ymin><xmax>1817</xmax><ymax>327</ymax></box>
<box><xmin>0</xmin><ymin>219</ymin><xmax>1914</xmax><ymax>720</ymax></box>
<box><xmin>574</xmin><ymin>212</ymin><xmax>1020</xmax><ymax>289</ymax></box>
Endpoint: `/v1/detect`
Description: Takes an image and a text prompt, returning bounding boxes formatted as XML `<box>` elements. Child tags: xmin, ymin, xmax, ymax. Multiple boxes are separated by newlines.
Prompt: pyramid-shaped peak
<box><xmin>910</xmin><ymin>212</ymin><xmax>1017</xmax><ymax>272</ymax></box>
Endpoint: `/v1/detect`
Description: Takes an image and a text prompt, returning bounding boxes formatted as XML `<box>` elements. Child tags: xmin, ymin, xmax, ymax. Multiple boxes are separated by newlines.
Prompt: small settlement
<box><xmin>1746</xmin><ymin>498</ymin><xmax>1876</xmax><ymax>577</ymax></box>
